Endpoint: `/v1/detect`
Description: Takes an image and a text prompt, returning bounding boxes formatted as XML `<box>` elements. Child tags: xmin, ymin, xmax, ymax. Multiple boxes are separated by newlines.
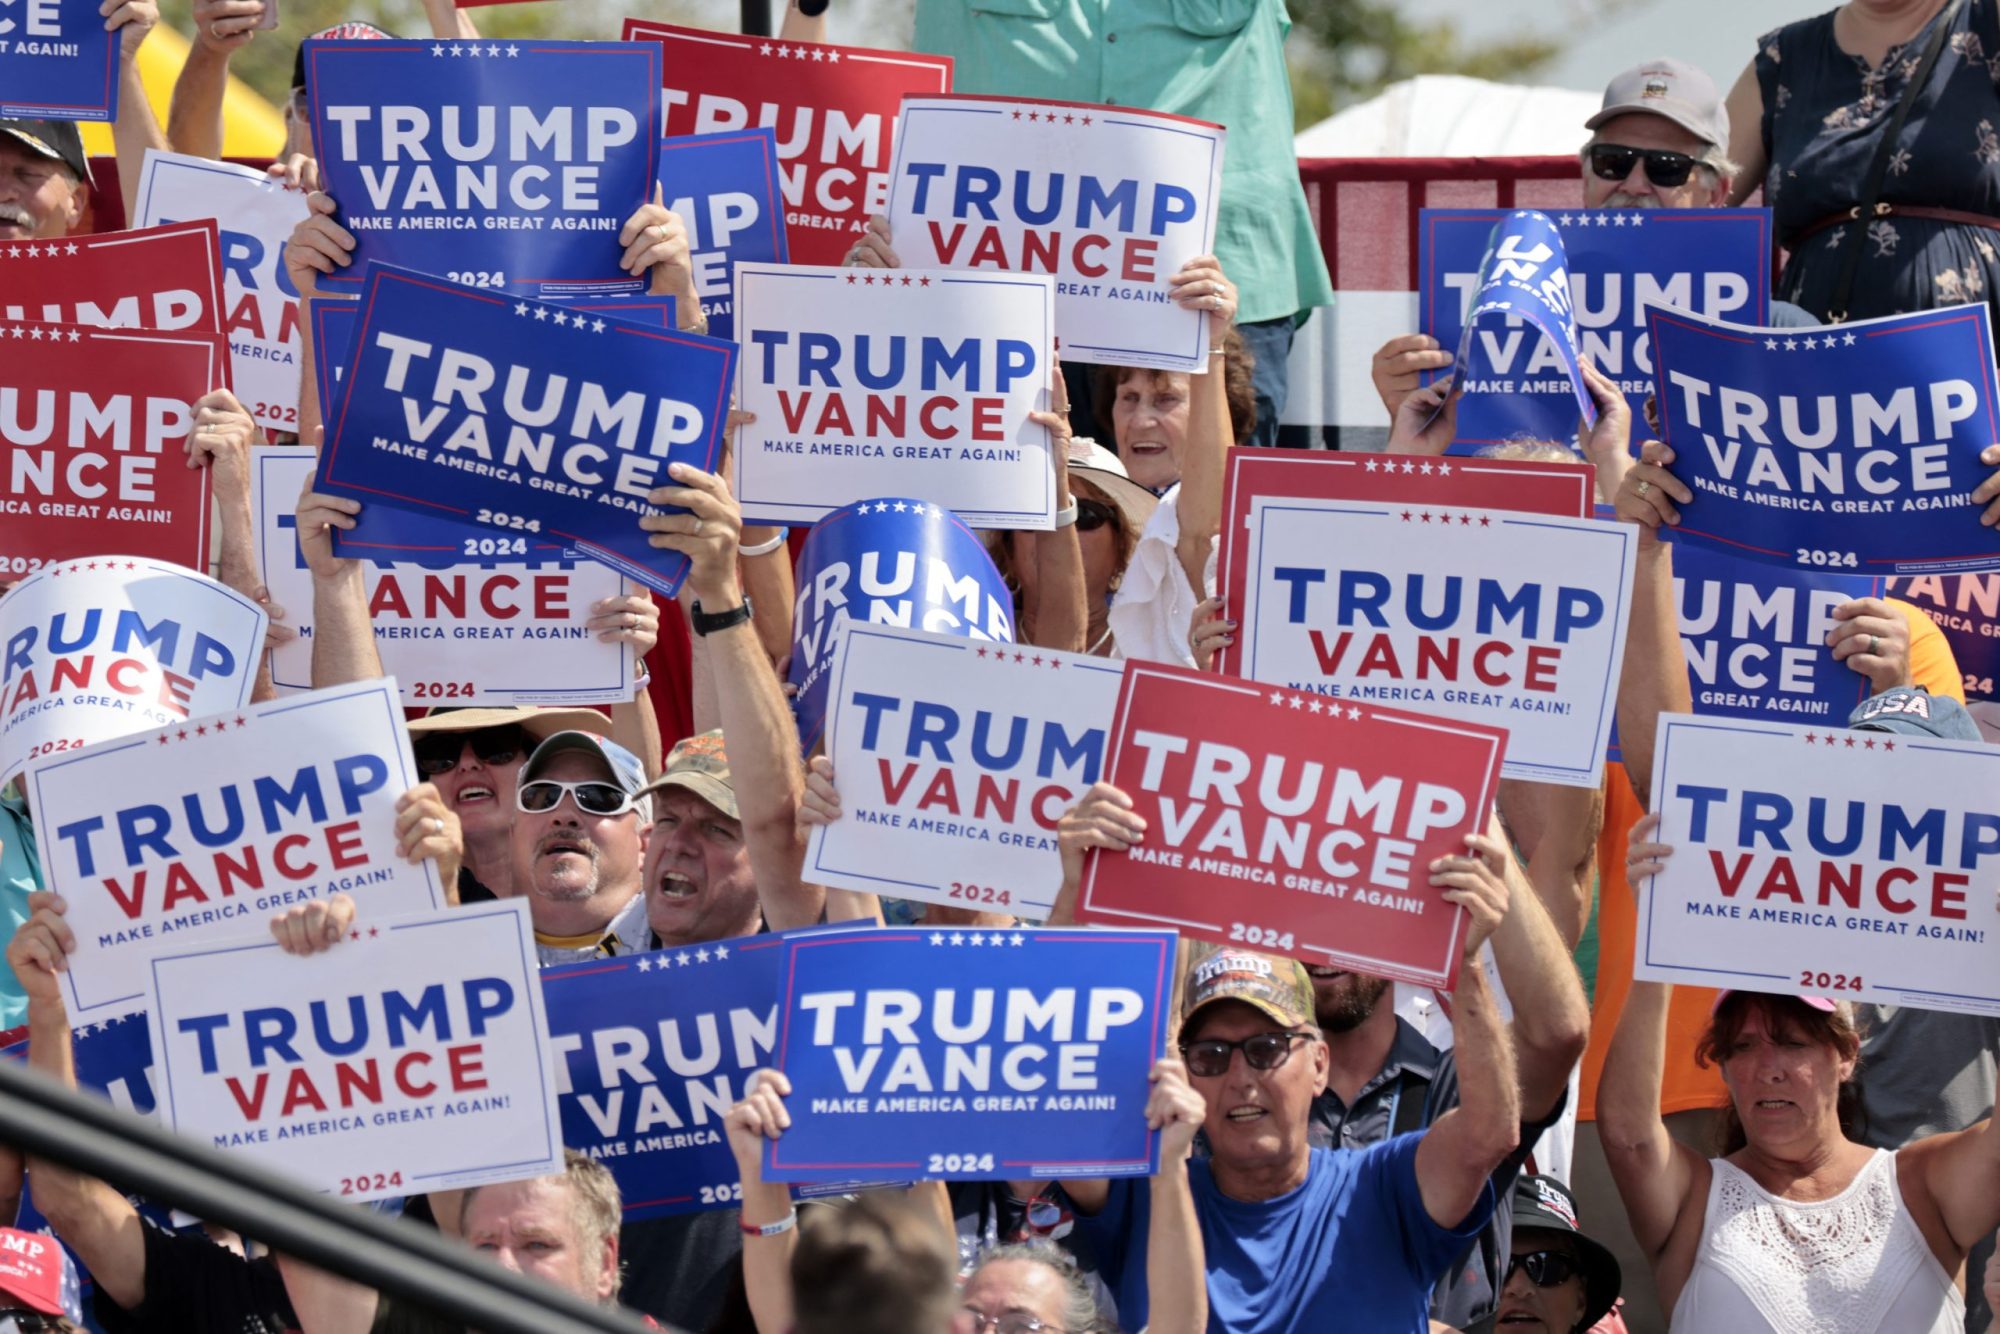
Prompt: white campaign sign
<box><xmin>133</xmin><ymin>151</ymin><xmax>310</xmax><ymax>434</ymax></box>
<box><xmin>1238</xmin><ymin>498</ymin><xmax>1635</xmax><ymax>786</ymax></box>
<box><xmin>146</xmin><ymin>899</ymin><xmax>563</xmax><ymax>1200</ymax></box>
<box><xmin>807</xmin><ymin>622</ymin><xmax>1121</xmax><ymax>916</ymax></box>
<box><xmin>26</xmin><ymin>678</ymin><xmax>447</xmax><ymax>1026</ymax></box>
<box><xmin>888</xmin><ymin>95</ymin><xmax>1224</xmax><ymax>372</ymax></box>
<box><xmin>733</xmin><ymin>263</ymin><xmax>1056</xmax><ymax>528</ymax></box>
<box><xmin>251</xmin><ymin>448</ymin><xmax>635</xmax><ymax>707</ymax></box>
<box><xmin>1641</xmin><ymin>713</ymin><xmax>2000</xmax><ymax>1013</ymax></box>
<box><xmin>0</xmin><ymin>558</ymin><xmax>266</xmax><ymax>787</ymax></box>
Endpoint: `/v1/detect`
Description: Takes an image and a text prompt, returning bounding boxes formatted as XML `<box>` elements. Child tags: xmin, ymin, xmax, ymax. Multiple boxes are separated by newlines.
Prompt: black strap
<box><xmin>1825</xmin><ymin>0</ymin><xmax>1965</xmax><ymax>321</ymax></box>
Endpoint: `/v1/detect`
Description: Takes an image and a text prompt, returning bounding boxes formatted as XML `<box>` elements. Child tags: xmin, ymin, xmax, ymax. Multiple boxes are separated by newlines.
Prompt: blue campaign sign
<box><xmin>1888</xmin><ymin>573</ymin><xmax>2000</xmax><ymax>703</ymax></box>
<box><xmin>313</xmin><ymin>265</ymin><xmax>734</xmax><ymax>595</ymax></box>
<box><xmin>1426</xmin><ymin>210</ymin><xmax>1594</xmax><ymax>442</ymax></box>
<box><xmin>305</xmin><ymin>38</ymin><xmax>660</xmax><ymax>296</ymax></box>
<box><xmin>0</xmin><ymin>1</ymin><xmax>118</xmax><ymax>120</ymax></box>
<box><xmin>1420</xmin><ymin>207</ymin><xmax>1770</xmax><ymax>447</ymax></box>
<box><xmin>312</xmin><ymin>292</ymin><xmax>675</xmax><ymax>564</ymax></box>
<box><xmin>1650</xmin><ymin>304</ymin><xmax>2000</xmax><ymax>576</ymax></box>
<box><xmin>765</xmin><ymin>927</ymin><xmax>1174</xmax><ymax>1184</ymax></box>
<box><xmin>659</xmin><ymin>129</ymin><xmax>787</xmax><ymax>342</ymax></box>
<box><xmin>542</xmin><ymin>926</ymin><xmax>873</xmax><ymax>1220</ymax></box>
<box><xmin>787</xmin><ymin>497</ymin><xmax>1014</xmax><ymax>754</ymax></box>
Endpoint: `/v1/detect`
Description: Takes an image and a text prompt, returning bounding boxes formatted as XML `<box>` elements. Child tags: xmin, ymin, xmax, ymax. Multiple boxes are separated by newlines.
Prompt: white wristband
<box><xmin>738</xmin><ymin>531</ymin><xmax>787</xmax><ymax>557</ymax></box>
<box><xmin>1052</xmin><ymin>502</ymin><xmax>1080</xmax><ymax>529</ymax></box>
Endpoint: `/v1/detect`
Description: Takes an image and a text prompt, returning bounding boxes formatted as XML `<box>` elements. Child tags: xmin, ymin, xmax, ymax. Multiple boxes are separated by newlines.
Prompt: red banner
<box><xmin>1076</xmin><ymin>661</ymin><xmax>1506</xmax><ymax>990</ymax></box>
<box><xmin>1215</xmin><ymin>449</ymin><xmax>1597</xmax><ymax>677</ymax></box>
<box><xmin>620</xmin><ymin>21</ymin><xmax>951</xmax><ymax>267</ymax></box>
<box><xmin>0</xmin><ymin>221</ymin><xmax>224</xmax><ymax>333</ymax></box>
<box><xmin>0</xmin><ymin>322</ymin><xmax>229</xmax><ymax>572</ymax></box>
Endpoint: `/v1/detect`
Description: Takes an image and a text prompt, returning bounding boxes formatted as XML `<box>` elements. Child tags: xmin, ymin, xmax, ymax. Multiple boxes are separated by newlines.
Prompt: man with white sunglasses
<box><xmin>507</xmin><ymin>730</ymin><xmax>655</xmax><ymax>966</ymax></box>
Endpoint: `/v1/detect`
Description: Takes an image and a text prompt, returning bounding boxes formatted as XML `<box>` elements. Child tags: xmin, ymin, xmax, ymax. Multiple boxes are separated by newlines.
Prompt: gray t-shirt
<box><xmin>1853</xmin><ymin>1004</ymin><xmax>1999</xmax><ymax>1147</ymax></box>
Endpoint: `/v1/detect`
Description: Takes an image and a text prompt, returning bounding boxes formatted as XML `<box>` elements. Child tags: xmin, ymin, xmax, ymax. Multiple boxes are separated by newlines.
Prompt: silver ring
<box><xmin>210</xmin><ymin>22</ymin><xmax>225</xmax><ymax>37</ymax></box>
<box><xmin>1868</xmin><ymin>634</ymin><xmax>1881</xmax><ymax>655</ymax></box>
<box><xmin>651</xmin><ymin>224</ymin><xmax>667</xmax><ymax>242</ymax></box>
<box><xmin>429</xmin><ymin>817</ymin><xmax>444</xmax><ymax>835</ymax></box>
<box><xmin>1635</xmin><ymin>480</ymin><xmax>1652</xmax><ymax>497</ymax></box>
<box><xmin>625</xmin><ymin>612</ymin><xmax>637</xmax><ymax>629</ymax></box>
<box><xmin>691</xmin><ymin>517</ymin><xmax>704</xmax><ymax>537</ymax></box>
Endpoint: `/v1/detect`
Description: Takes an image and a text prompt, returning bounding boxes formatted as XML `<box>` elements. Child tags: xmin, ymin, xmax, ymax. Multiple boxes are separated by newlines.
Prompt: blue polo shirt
<box><xmin>1075</xmin><ymin>1134</ymin><xmax>1491</xmax><ymax>1334</ymax></box>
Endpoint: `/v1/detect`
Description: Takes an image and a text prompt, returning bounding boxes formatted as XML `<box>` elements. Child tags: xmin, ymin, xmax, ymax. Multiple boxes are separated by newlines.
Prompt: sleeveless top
<box><xmin>1754</xmin><ymin>1</ymin><xmax>2000</xmax><ymax>325</ymax></box>
<box><xmin>1671</xmin><ymin>1148</ymin><xmax>1963</xmax><ymax>1333</ymax></box>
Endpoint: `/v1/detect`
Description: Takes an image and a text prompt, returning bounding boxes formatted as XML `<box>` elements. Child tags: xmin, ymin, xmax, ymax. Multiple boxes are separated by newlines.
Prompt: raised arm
<box><xmin>1144</xmin><ymin>1057</ymin><xmax>1209</xmax><ymax>1334</ymax></box>
<box><xmin>1723</xmin><ymin>59</ymin><xmax>1767</xmax><ymax>208</ymax></box>
<box><xmin>419</xmin><ymin>0</ymin><xmax>479</xmax><ymax>39</ymax></box>
<box><xmin>1608</xmin><ymin>441</ymin><xmax>1694</xmax><ymax>809</ymax></box>
<box><xmin>107</xmin><ymin>1</ymin><xmax>167</xmax><ymax>223</ymax></box>
<box><xmin>1027</xmin><ymin>374</ymin><xmax>1086</xmax><ymax>653</ymax></box>
<box><xmin>726</xmin><ymin>1070</ymin><xmax>800</xmax><ymax>1334</ymax></box>
<box><xmin>1478</xmin><ymin>814</ymin><xmax>1590</xmax><ymax>1124</ymax></box>
<box><xmin>294</xmin><ymin>478</ymin><xmax>384</xmax><ymax>689</ymax></box>
<box><xmin>778</xmin><ymin>0</ymin><xmax>828</xmax><ymax>43</ymax></box>
<box><xmin>643</xmin><ymin>465</ymin><xmax>821</xmax><ymax>929</ymax></box>
<box><xmin>1168</xmin><ymin>258</ymin><xmax>1236</xmax><ymax>597</ymax></box>
<box><xmin>167</xmin><ymin>0</ymin><xmax>265</xmax><ymax>159</ymax></box>
<box><xmin>1413</xmin><ymin>840</ymin><xmax>1520</xmax><ymax>1228</ymax></box>
<box><xmin>1593</xmin><ymin>814</ymin><xmax>1707</xmax><ymax>1289</ymax></box>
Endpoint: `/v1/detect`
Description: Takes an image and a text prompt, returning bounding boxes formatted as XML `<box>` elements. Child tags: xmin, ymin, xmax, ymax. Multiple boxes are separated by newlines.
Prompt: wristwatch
<box><xmin>689</xmin><ymin>597</ymin><xmax>753</xmax><ymax>637</ymax></box>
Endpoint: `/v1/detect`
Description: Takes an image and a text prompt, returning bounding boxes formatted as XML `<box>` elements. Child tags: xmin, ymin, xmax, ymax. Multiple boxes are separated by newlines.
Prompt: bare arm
<box><xmin>107</xmin><ymin>0</ymin><xmax>168</xmax><ymax>223</ymax></box>
<box><xmin>1028</xmin><ymin>382</ymin><xmax>1086</xmax><ymax>653</ymax></box>
<box><xmin>6</xmin><ymin>894</ymin><xmax>147</xmax><ymax>1310</ymax></box>
<box><xmin>275</xmin><ymin>1255</ymin><xmax>379</xmax><ymax>1334</ymax></box>
<box><xmin>590</xmin><ymin>592</ymin><xmax>666</xmax><ymax>780</ymax></box>
<box><xmin>1496</xmin><ymin>779</ymin><xmax>1601</xmax><ymax>949</ymax></box>
<box><xmin>1724</xmin><ymin>60</ymin><xmax>1767</xmax><ymax>207</ymax></box>
<box><xmin>1145</xmin><ymin>1059</ymin><xmax>1209</xmax><ymax>1334</ymax></box>
<box><xmin>740</xmin><ymin>536</ymin><xmax>797</xmax><ymax>670</ymax></box>
<box><xmin>643</xmin><ymin>466</ymin><xmax>821</xmax><ymax>929</ymax></box>
<box><xmin>777</xmin><ymin>0</ymin><xmax>828</xmax><ymax>42</ymax></box>
<box><xmin>1170</xmin><ymin>258</ymin><xmax>1236</xmax><ymax>596</ymax></box>
<box><xmin>1414</xmin><ymin>847</ymin><xmax>1520</xmax><ymax>1228</ymax></box>
<box><xmin>294</xmin><ymin>483</ymin><xmax>384</xmax><ymax>688</ymax></box>
<box><xmin>727</xmin><ymin>1072</ymin><xmax>800</xmax><ymax>1334</ymax></box>
<box><xmin>1480</xmin><ymin>816</ymin><xmax>1591</xmax><ymax>1124</ymax></box>
<box><xmin>1609</xmin><ymin>442</ymin><xmax>1693</xmax><ymax>809</ymax></box>
<box><xmin>1913</xmin><ymin>1112</ymin><xmax>2000</xmax><ymax>1261</ymax></box>
<box><xmin>167</xmin><ymin>0</ymin><xmax>265</xmax><ymax>159</ymax></box>
<box><xmin>419</xmin><ymin>0</ymin><xmax>479</xmax><ymax>39</ymax></box>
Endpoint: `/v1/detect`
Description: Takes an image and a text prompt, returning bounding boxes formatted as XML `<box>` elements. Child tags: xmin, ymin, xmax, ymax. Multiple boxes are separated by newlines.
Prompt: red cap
<box><xmin>0</xmin><ymin>1227</ymin><xmax>80</xmax><ymax>1318</ymax></box>
<box><xmin>1711</xmin><ymin>990</ymin><xmax>1837</xmax><ymax>1014</ymax></box>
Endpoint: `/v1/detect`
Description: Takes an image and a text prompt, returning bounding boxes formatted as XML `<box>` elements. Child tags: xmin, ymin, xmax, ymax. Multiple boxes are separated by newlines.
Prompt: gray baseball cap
<box><xmin>1586</xmin><ymin>57</ymin><xmax>1729</xmax><ymax>149</ymax></box>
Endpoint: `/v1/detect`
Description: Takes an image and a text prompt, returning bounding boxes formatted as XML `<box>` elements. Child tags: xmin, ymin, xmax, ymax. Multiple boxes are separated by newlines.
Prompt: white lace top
<box><xmin>1671</xmin><ymin>1148</ymin><xmax>1962</xmax><ymax>1334</ymax></box>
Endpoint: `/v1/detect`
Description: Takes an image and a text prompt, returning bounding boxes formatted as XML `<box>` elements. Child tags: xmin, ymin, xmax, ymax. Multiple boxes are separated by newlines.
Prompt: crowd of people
<box><xmin>3</xmin><ymin>0</ymin><xmax>2000</xmax><ymax>1331</ymax></box>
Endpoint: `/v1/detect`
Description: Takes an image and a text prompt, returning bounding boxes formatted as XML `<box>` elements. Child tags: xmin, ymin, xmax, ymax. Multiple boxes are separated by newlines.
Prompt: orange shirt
<box><xmin>1578</xmin><ymin>601</ymin><xmax>1965</xmax><ymax>1120</ymax></box>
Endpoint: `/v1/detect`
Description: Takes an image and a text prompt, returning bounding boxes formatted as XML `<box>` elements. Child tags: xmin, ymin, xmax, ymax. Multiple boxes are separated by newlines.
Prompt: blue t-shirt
<box><xmin>1075</xmin><ymin>1135</ymin><xmax>1493</xmax><ymax>1334</ymax></box>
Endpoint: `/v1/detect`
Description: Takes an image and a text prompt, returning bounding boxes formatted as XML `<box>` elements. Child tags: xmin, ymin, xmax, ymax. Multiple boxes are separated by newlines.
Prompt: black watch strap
<box><xmin>690</xmin><ymin>596</ymin><xmax>753</xmax><ymax>637</ymax></box>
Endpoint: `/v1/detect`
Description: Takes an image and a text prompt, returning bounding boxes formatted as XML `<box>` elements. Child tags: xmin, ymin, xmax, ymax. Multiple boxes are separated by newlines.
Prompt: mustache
<box><xmin>535</xmin><ymin>831</ymin><xmax>598</xmax><ymax>860</ymax></box>
<box><xmin>1603</xmin><ymin>192</ymin><xmax>1664</xmax><ymax>209</ymax></box>
<box><xmin>0</xmin><ymin>203</ymin><xmax>33</xmax><ymax>228</ymax></box>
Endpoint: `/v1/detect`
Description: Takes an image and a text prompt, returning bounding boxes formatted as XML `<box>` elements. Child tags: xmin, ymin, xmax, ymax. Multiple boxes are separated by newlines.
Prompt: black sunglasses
<box><xmin>1505</xmin><ymin>1249</ymin><xmax>1581</xmax><ymax>1288</ymax></box>
<box><xmin>1587</xmin><ymin>142</ymin><xmax>1698</xmax><ymax>189</ymax></box>
<box><xmin>414</xmin><ymin>726</ymin><xmax>529</xmax><ymax>777</ymax></box>
<box><xmin>1180</xmin><ymin>1031</ymin><xmax>1310</xmax><ymax>1079</ymax></box>
<box><xmin>1075</xmin><ymin>498</ymin><xmax>1117</xmax><ymax>533</ymax></box>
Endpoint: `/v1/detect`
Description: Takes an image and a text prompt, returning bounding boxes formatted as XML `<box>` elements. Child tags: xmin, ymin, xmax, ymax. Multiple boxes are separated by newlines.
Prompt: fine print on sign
<box><xmin>0</xmin><ymin>557</ymin><xmax>266</xmax><ymax>787</ymax></box>
<box><xmin>146</xmin><ymin>899</ymin><xmax>563</xmax><ymax>1201</ymax></box>
<box><xmin>1228</xmin><ymin>487</ymin><xmax>1634</xmax><ymax>787</ymax></box>
<box><xmin>733</xmin><ymin>262</ymin><xmax>1056</xmax><ymax>528</ymax></box>
<box><xmin>26</xmin><ymin>678</ymin><xmax>447</xmax><ymax>1027</ymax></box>
<box><xmin>1417</xmin><ymin>207</ymin><xmax>1771</xmax><ymax>445</ymax></box>
<box><xmin>133</xmin><ymin>151</ymin><xmax>312</xmax><ymax>435</ymax></box>
<box><xmin>888</xmin><ymin>94</ymin><xmax>1224</xmax><ymax>371</ymax></box>
<box><xmin>0</xmin><ymin>0</ymin><xmax>119</xmax><ymax>120</ymax></box>
<box><xmin>306</xmin><ymin>38</ymin><xmax>661</xmax><ymax>296</ymax></box>
<box><xmin>0</xmin><ymin>321</ymin><xmax>229</xmax><ymax>573</ymax></box>
<box><xmin>252</xmin><ymin>449</ymin><xmax>636</xmax><ymax>708</ymax></box>
<box><xmin>1639</xmin><ymin>713</ymin><xmax>2000</xmax><ymax>1014</ymax></box>
<box><xmin>807</xmin><ymin>622</ymin><xmax>1121</xmax><ymax>918</ymax></box>
<box><xmin>765</xmin><ymin>927</ymin><xmax>1174</xmax><ymax>1183</ymax></box>
<box><xmin>1650</xmin><ymin>303</ymin><xmax>2000</xmax><ymax>575</ymax></box>
<box><xmin>624</xmin><ymin>22</ymin><xmax>953</xmax><ymax>268</ymax></box>
<box><xmin>1077</xmin><ymin>663</ymin><xmax>1506</xmax><ymax>990</ymax></box>
<box><xmin>313</xmin><ymin>265</ymin><xmax>736</xmax><ymax>597</ymax></box>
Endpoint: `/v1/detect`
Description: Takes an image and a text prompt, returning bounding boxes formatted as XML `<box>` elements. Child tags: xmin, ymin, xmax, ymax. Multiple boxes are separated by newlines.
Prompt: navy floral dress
<box><xmin>1757</xmin><ymin>0</ymin><xmax>2000</xmax><ymax>324</ymax></box>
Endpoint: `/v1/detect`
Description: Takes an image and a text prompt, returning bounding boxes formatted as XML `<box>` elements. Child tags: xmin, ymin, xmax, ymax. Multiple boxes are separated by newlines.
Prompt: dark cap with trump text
<box><xmin>1178</xmin><ymin>942</ymin><xmax>1317</xmax><ymax>1045</ymax></box>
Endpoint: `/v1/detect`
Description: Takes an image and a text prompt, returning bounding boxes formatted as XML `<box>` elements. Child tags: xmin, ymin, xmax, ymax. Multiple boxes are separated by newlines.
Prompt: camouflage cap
<box><xmin>1178</xmin><ymin>942</ymin><xmax>1317</xmax><ymax>1045</ymax></box>
<box><xmin>638</xmin><ymin>729</ymin><xmax>737</xmax><ymax>821</ymax></box>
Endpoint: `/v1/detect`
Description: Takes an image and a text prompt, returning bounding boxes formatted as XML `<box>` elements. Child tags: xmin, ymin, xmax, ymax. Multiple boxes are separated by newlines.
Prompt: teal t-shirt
<box><xmin>0</xmin><ymin>787</ymin><xmax>42</xmax><ymax>1029</ymax></box>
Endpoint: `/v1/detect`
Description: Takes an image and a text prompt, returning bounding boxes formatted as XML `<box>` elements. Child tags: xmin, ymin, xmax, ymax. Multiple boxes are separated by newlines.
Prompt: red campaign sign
<box><xmin>0</xmin><ymin>222</ymin><xmax>224</xmax><ymax>333</ymax></box>
<box><xmin>1076</xmin><ymin>661</ymin><xmax>1507</xmax><ymax>990</ymax></box>
<box><xmin>0</xmin><ymin>322</ymin><xmax>228</xmax><ymax>572</ymax></box>
<box><xmin>620</xmin><ymin>21</ymin><xmax>951</xmax><ymax>267</ymax></box>
<box><xmin>1215</xmin><ymin>449</ymin><xmax>1597</xmax><ymax>677</ymax></box>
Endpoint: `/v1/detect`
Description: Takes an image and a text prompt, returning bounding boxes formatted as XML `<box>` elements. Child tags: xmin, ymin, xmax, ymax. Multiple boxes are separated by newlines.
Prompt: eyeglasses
<box><xmin>961</xmin><ymin>1312</ymin><xmax>1065</xmax><ymax>1334</ymax></box>
<box><xmin>414</xmin><ymin>727</ymin><xmax>528</xmax><ymax>777</ymax></box>
<box><xmin>516</xmin><ymin>779</ymin><xmax>636</xmax><ymax>817</ymax></box>
<box><xmin>1074</xmin><ymin>498</ymin><xmax>1118</xmax><ymax>533</ymax></box>
<box><xmin>1587</xmin><ymin>142</ymin><xmax>1699</xmax><ymax>189</ymax></box>
<box><xmin>1504</xmin><ymin>1249</ymin><xmax>1581</xmax><ymax>1288</ymax></box>
<box><xmin>1179</xmin><ymin>1031</ymin><xmax>1311</xmax><ymax>1078</ymax></box>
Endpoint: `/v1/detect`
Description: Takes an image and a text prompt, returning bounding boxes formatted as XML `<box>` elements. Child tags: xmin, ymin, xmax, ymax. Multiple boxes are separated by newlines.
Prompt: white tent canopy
<box><xmin>1293</xmin><ymin>73</ymin><xmax>1600</xmax><ymax>158</ymax></box>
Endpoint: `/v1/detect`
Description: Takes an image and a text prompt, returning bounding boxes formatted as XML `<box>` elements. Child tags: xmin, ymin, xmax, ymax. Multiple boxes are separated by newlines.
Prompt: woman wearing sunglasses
<box><xmin>1498</xmin><ymin>1174</ymin><xmax>1625</xmax><ymax>1334</ymax></box>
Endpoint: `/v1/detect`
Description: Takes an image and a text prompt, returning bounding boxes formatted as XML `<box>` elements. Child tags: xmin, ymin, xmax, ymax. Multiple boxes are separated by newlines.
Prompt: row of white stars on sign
<box><xmin>432</xmin><ymin>42</ymin><xmax>519</xmax><ymax>57</ymax></box>
<box><xmin>3</xmin><ymin>242</ymin><xmax>81</xmax><ymax>259</ymax></box>
<box><xmin>634</xmin><ymin>945</ymin><xmax>731</xmax><ymax>970</ymax></box>
<box><xmin>759</xmin><ymin>42</ymin><xmax>840</xmax><ymax>61</ymax></box>
<box><xmin>514</xmin><ymin>303</ymin><xmax>607</xmax><ymax>332</ymax></box>
<box><xmin>1764</xmin><ymin>334</ymin><xmax>1860</xmax><ymax>350</ymax></box>
<box><xmin>1554</xmin><ymin>213</ymin><xmax>1645</xmax><ymax>228</ymax></box>
<box><xmin>78</xmin><ymin>1013</ymin><xmax>139</xmax><ymax>1037</ymax></box>
<box><xmin>2</xmin><ymin>327</ymin><xmax>82</xmax><ymax>342</ymax></box>
<box><xmin>1363</xmin><ymin>459</ymin><xmax>1452</xmax><ymax>476</ymax></box>
<box><xmin>930</xmin><ymin>932</ymin><xmax>1028</xmax><ymax>946</ymax></box>
<box><xmin>1271</xmin><ymin>690</ymin><xmax>1363</xmax><ymax>718</ymax></box>
<box><xmin>855</xmin><ymin>501</ymin><xmax>946</xmax><ymax>518</ymax></box>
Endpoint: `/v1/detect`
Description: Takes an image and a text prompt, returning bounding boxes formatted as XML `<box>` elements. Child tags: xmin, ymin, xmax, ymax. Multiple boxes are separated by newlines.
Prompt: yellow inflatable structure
<box><xmin>77</xmin><ymin>22</ymin><xmax>287</xmax><ymax>160</ymax></box>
